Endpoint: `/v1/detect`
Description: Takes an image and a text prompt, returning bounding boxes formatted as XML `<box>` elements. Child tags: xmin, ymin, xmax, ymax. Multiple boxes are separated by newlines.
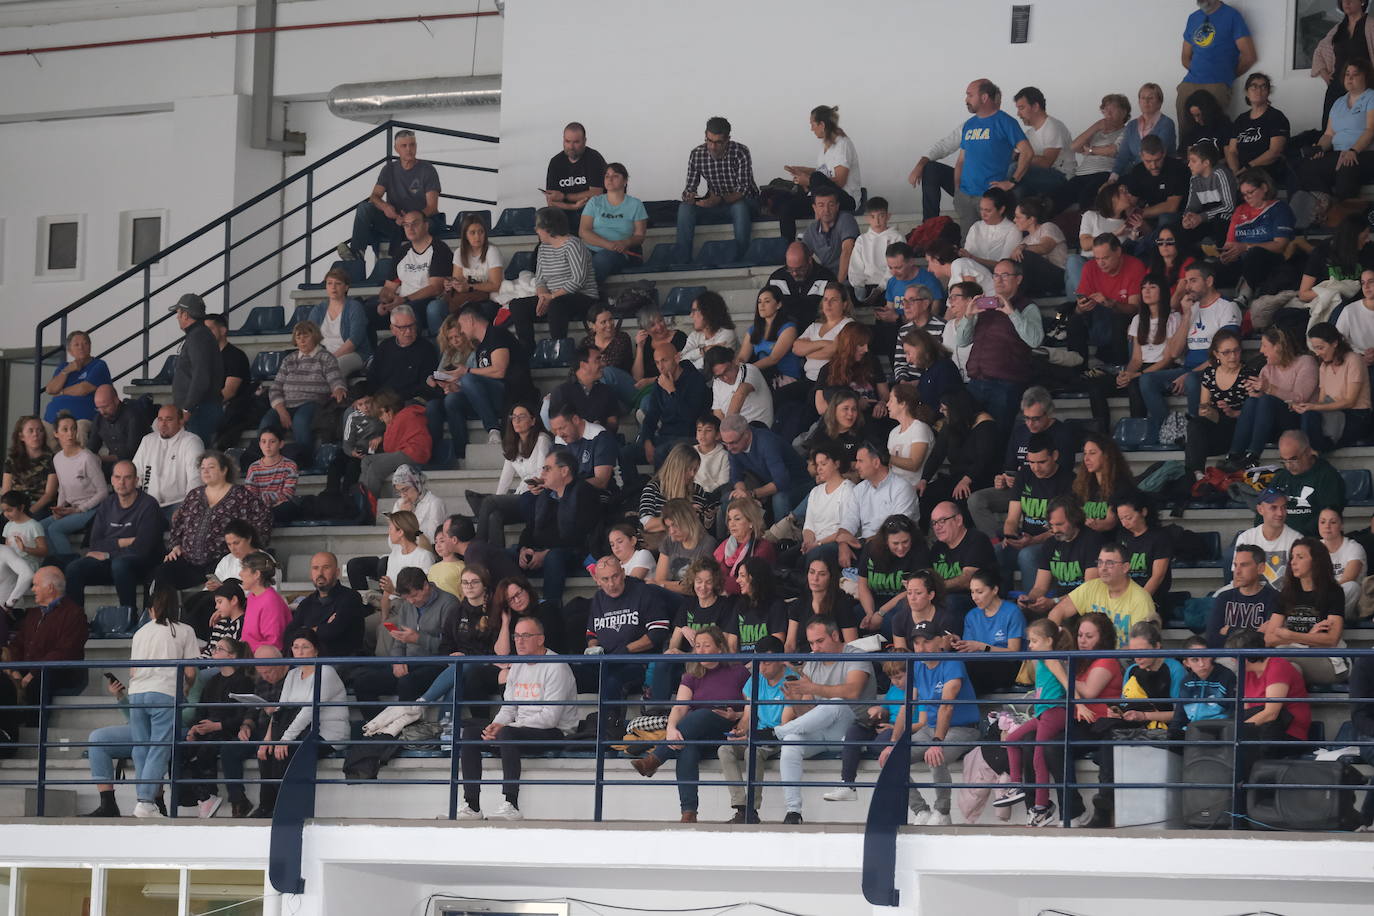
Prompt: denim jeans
<box><xmin>967</xmin><ymin>378</ymin><xmax>1025</xmax><ymax>441</ymax></box>
<box><xmin>87</xmin><ymin>724</ymin><xmax>135</xmax><ymax>782</ymax></box>
<box><xmin>996</xmin><ymin>540</ymin><xmax>1046</xmax><ymax>594</ymax></box>
<box><xmin>675</xmin><ymin>198</ymin><xmax>757</xmax><ymax>262</ymax></box>
<box><xmin>591</xmin><ymin>247</ymin><xmax>634</xmax><ymax>287</ymax></box>
<box><xmin>597</xmin><ymin>660</ymin><xmax>648</xmax><ymax>731</ymax></box>
<box><xmin>259</xmin><ymin>401</ymin><xmax>319</xmax><ymax>457</ymax></box>
<box><xmin>775</xmin><ymin>703</ymin><xmax>854</xmax><ymax>814</ymax></box>
<box><xmin>1302</xmin><ymin>408</ymin><xmax>1373</xmax><ymax>452</ymax></box>
<box><xmin>426</xmin><ymin>375</ymin><xmax>503</xmax><ymax>461</ymax></box>
<box><xmin>506</xmin><ymin>545</ymin><xmax>578</xmax><ymax>607</ymax></box>
<box><xmin>920</xmin><ymin>161</ymin><xmax>956</xmax><ymax>222</ymax></box>
<box><xmin>184</xmin><ymin>400</ymin><xmax>223</xmax><ymax>448</ymax></box>
<box><xmin>41</xmin><ymin>508</ymin><xmax>96</xmax><ymax>557</ymax></box>
<box><xmin>600</xmin><ymin>366</ymin><xmax>639</xmax><ymax>408</ymax></box>
<box><xmin>65</xmin><ymin>554</ymin><xmax>154</xmax><ymax>609</ymax></box>
<box><xmin>129</xmin><ymin>691</ymin><xmax>176</xmax><ymax>802</ymax></box>
<box><xmin>646</xmin><ymin>707</ymin><xmax>735</xmax><ymax>813</ymax></box>
<box><xmin>349</xmin><ymin>201</ymin><xmax>444</xmax><ymax>257</ymax></box>
<box><xmin>1138</xmin><ymin>368</ymin><xmax>1201</xmax><ymax>441</ymax></box>
<box><xmin>1018</xmin><ymin>165</ymin><xmax>1068</xmax><ymax>198</ymax></box>
<box><xmin>1230</xmin><ymin>394</ymin><xmax>1297</xmax><ymax>457</ymax></box>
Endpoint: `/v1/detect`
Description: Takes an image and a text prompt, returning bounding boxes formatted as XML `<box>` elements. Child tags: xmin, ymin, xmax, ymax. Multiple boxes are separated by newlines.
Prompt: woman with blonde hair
<box><xmin>638</xmin><ymin>442</ymin><xmax>715</xmax><ymax>537</ymax></box>
<box><xmin>651</xmin><ymin>498</ymin><xmax>717</xmax><ymax>595</ymax></box>
<box><xmin>714</xmin><ymin>497</ymin><xmax>777</xmax><ymax>595</ymax></box>
<box><xmin>773</xmin><ymin>104</ymin><xmax>862</xmax><ymax>239</ymax></box>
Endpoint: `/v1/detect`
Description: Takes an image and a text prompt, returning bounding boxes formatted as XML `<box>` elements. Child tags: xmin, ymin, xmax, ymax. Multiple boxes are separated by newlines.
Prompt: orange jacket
<box><xmin>382</xmin><ymin>404</ymin><xmax>432</xmax><ymax>466</ymax></box>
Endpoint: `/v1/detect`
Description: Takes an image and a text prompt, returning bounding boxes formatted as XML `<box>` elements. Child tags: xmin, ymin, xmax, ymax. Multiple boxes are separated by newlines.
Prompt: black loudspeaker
<box><xmin>1181</xmin><ymin>719</ymin><xmax>1236</xmax><ymax>829</ymax></box>
<box><xmin>1246</xmin><ymin>760</ymin><xmax>1364</xmax><ymax>831</ymax></box>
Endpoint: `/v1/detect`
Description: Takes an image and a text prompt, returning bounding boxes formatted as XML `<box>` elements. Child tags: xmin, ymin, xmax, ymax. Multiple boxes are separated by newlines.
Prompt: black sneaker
<box><xmin>84</xmin><ymin>803</ymin><xmax>119</xmax><ymax>818</ymax></box>
<box><xmin>782</xmin><ymin>811</ymin><xmax>803</xmax><ymax>825</ymax></box>
<box><xmin>230</xmin><ymin>799</ymin><xmax>253</xmax><ymax>819</ymax></box>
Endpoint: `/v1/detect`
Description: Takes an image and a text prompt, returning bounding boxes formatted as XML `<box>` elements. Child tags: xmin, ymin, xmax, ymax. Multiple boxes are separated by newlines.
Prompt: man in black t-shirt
<box><xmin>344</xmin><ymin>129</ymin><xmax>443</xmax><ymax>260</ymax></box>
<box><xmin>425</xmin><ymin>303</ymin><xmax>528</xmax><ymax>463</ymax></box>
<box><xmin>998</xmin><ymin>434</ymin><xmax>1075</xmax><ymax>594</ymax></box>
<box><xmin>204</xmin><ymin>313</ymin><xmax>255</xmax><ymax>450</ymax></box>
<box><xmin>549</xmin><ymin>344</ymin><xmax>622</xmax><ymax>432</ymax></box>
<box><xmin>1124</xmin><ymin>136</ymin><xmax>1188</xmax><ymax>230</ymax></box>
<box><xmin>930</xmin><ymin>501</ymin><xmax>998</xmax><ymax>616</ymax></box>
<box><xmin>1019</xmin><ymin>497</ymin><xmax>1102</xmax><ymax>615</ymax></box>
<box><xmin>545</xmin><ymin>122</ymin><xmax>607</xmax><ymax>227</ymax></box>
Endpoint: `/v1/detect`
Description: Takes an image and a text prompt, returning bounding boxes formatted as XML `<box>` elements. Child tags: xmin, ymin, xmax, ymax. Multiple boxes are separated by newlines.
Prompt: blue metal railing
<box><xmin>1</xmin><ymin>647</ymin><xmax>1370</xmax><ymax>898</ymax></box>
<box><xmin>31</xmin><ymin>120</ymin><xmax>499</xmax><ymax>413</ymax></box>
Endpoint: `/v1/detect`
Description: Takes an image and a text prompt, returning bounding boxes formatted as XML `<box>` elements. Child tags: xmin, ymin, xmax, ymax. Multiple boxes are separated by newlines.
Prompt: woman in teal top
<box><xmin>579</xmin><ymin>162</ymin><xmax>648</xmax><ymax>285</ymax></box>
<box><xmin>994</xmin><ymin>618</ymin><xmax>1075</xmax><ymax>827</ymax></box>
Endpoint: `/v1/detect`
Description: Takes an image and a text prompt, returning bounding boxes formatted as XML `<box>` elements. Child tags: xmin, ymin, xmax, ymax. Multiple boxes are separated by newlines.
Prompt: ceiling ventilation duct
<box><xmin>327</xmin><ymin>75</ymin><xmax>501</xmax><ymax>123</ymax></box>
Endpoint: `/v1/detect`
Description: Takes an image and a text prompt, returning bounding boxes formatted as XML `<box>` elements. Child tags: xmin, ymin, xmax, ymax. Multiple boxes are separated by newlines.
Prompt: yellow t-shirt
<box><xmin>428</xmin><ymin>559</ymin><xmax>466</xmax><ymax>599</ymax></box>
<box><xmin>1068</xmin><ymin>578</ymin><xmax>1156</xmax><ymax>647</ymax></box>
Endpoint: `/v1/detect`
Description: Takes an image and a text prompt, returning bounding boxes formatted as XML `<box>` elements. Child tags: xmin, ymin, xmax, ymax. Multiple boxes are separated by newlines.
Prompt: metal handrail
<box><xmin>32</xmin><ymin>119</ymin><xmax>499</xmax><ymax>412</ymax></box>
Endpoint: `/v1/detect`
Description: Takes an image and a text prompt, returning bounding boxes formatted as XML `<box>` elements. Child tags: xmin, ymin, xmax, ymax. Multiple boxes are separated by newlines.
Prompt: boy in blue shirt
<box><xmin>1169</xmin><ymin>635</ymin><xmax>1236</xmax><ymax>737</ymax></box>
<box><xmin>718</xmin><ymin>635</ymin><xmax>790</xmax><ymax>823</ymax></box>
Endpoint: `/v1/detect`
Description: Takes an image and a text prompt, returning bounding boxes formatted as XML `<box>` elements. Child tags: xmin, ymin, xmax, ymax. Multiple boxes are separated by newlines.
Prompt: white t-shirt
<box><xmin>695</xmin><ymin>444</ymin><xmax>730</xmax><ymax>492</ymax></box>
<box><xmin>213</xmin><ymin>553</ymin><xmax>245</xmax><ymax>585</ymax></box>
<box><xmin>1078</xmin><ymin>210</ymin><xmax>1126</xmax><ymax>243</ymax></box>
<box><xmin>1024</xmin><ymin>222</ymin><xmax>1069</xmax><ymax>269</ymax></box>
<box><xmin>948</xmin><ymin>258</ymin><xmax>993</xmax><ymax>289</ymax></box>
<box><xmin>1336</xmin><ymin>300</ymin><xmax>1374</xmax><ymax>355</ymax></box>
<box><xmin>1234</xmin><ymin>524</ymin><xmax>1303</xmax><ymax>587</ymax></box>
<box><xmin>320</xmin><ymin>311</ymin><xmax>344</xmax><ymax>355</ymax></box>
<box><xmin>1127</xmin><ymin>311</ymin><xmax>1184</xmax><ymax>364</ymax></box>
<box><xmin>1328</xmin><ymin>536</ymin><xmax>1367</xmax><ymax>581</ymax></box>
<box><xmin>457</xmin><ymin>243</ymin><xmax>504</xmax><ymax>283</ymax></box>
<box><xmin>804</xmin><ymin>479</ymin><xmax>854</xmax><ymax>542</ymax></box>
<box><xmin>1186</xmin><ymin>298</ymin><xmax>1242</xmax><ymax>358</ymax></box>
<box><xmin>712</xmin><ymin>362</ymin><xmax>774</xmax><ymax>427</ymax></box>
<box><xmin>623</xmin><ymin>548</ymin><xmax>656</xmax><ymax>578</ymax></box>
<box><xmin>1026</xmin><ymin>115</ymin><xmax>1077</xmax><ymax>178</ymax></box>
<box><xmin>396</xmin><ymin>243</ymin><xmax>440</xmax><ymax>297</ymax></box>
<box><xmin>800</xmin><ymin>316</ymin><xmax>853</xmax><ymax>381</ymax></box>
<box><xmin>849</xmin><ymin>227</ymin><xmax>904</xmax><ymax>289</ymax></box>
<box><xmin>964</xmin><ymin>220</ymin><xmax>1021</xmax><ymax>264</ymax></box>
<box><xmin>682</xmin><ymin>327</ymin><xmax>739</xmax><ymax>369</ymax></box>
<box><xmin>887</xmin><ymin>419</ymin><xmax>935</xmax><ymax>487</ymax></box>
<box><xmin>817</xmin><ymin>135</ymin><xmax>862</xmax><ymax>202</ymax></box>
<box><xmin>384</xmin><ymin>544</ymin><xmax>438</xmax><ymax>581</ymax></box>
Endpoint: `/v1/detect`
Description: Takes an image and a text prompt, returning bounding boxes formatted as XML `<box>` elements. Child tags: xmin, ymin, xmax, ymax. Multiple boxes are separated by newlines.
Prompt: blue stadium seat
<box><xmin>228</xmin><ymin>306</ymin><xmax>285</xmax><ymax>337</ymax></box>
<box><xmin>366</xmin><ymin>257</ymin><xmax>394</xmax><ymax>287</ymax></box>
<box><xmin>726</xmin><ymin>236</ymin><xmax>789</xmax><ymax>268</ymax></box>
<box><xmin>504</xmin><ymin>249</ymin><xmax>535</xmax><ymax>281</ymax></box>
<box><xmin>692</xmin><ymin>240</ymin><xmax>739</xmax><ymax>269</ymax></box>
<box><xmin>131</xmin><ymin>355</ymin><xmax>176</xmax><ymax>386</ymax></box>
<box><xmin>1173</xmin><ymin>532</ymin><xmax>1222</xmax><ymax>568</ymax></box>
<box><xmin>250</xmin><ymin>349</ymin><xmax>288</xmax><ymax>383</ymax></box>
<box><xmin>286</xmin><ymin>304</ymin><xmax>314</xmax><ymax>331</ymax></box>
<box><xmin>453</xmin><ymin>209</ymin><xmax>492</xmax><ymax>233</ymax></box>
<box><xmin>297</xmin><ymin>259</ymin><xmax>364</xmax><ymax>291</ymax></box>
<box><xmin>490</xmin><ymin>207</ymin><xmax>536</xmax><ymax>237</ymax></box>
<box><xmin>1341</xmin><ymin>468</ymin><xmax>1373</xmax><ymax>505</ymax></box>
<box><xmin>623</xmin><ymin>243</ymin><xmax>680</xmax><ymax>274</ymax></box>
<box><xmin>662</xmin><ymin>286</ymin><xmax>706</xmax><ymax>317</ymax></box>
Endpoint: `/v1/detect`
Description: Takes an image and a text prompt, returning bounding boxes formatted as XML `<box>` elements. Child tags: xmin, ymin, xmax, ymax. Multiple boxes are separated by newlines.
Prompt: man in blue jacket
<box><xmin>61</xmin><ymin>461</ymin><xmax>165</xmax><ymax>609</ymax></box>
<box><xmin>719</xmin><ymin>413</ymin><xmax>808</xmax><ymax>527</ymax></box>
<box><xmin>621</xmin><ymin>346</ymin><xmax>709</xmax><ymax>493</ymax></box>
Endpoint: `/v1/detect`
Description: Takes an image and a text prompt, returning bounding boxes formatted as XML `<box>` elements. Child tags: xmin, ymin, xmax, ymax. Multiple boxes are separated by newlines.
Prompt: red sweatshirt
<box><xmin>9</xmin><ymin>597</ymin><xmax>88</xmax><ymax>664</ymax></box>
<box><xmin>383</xmin><ymin>404</ymin><xmax>432</xmax><ymax>466</ymax></box>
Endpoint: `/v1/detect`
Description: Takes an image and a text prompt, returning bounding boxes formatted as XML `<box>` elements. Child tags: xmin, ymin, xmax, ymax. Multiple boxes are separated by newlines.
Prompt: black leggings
<box><xmin>346</xmin><ymin>556</ymin><xmax>384</xmax><ymax>591</ymax></box>
<box><xmin>1300</xmin><ymin>148</ymin><xmax>1374</xmax><ymax>200</ymax></box>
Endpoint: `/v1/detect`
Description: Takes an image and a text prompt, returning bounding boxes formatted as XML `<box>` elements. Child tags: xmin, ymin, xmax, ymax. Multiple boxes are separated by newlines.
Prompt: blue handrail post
<box><xmin>168</xmin><ymin>663</ymin><xmax>185</xmax><ymax>818</ymax></box>
<box><xmin>592</xmin><ymin>658</ymin><xmax>606</xmax><ymax>822</ymax></box>
<box><xmin>34</xmin><ymin>669</ymin><xmax>50</xmax><ymax>817</ymax></box>
<box><xmin>223</xmin><ymin>220</ymin><xmax>233</xmax><ymax>314</ymax></box>
<box><xmin>142</xmin><ymin>267</ymin><xmax>152</xmax><ymax>379</ymax></box>
<box><xmin>448</xmin><ymin>657</ymin><xmax>461</xmax><ymax>820</ymax></box>
<box><xmin>1062</xmin><ymin>653</ymin><xmax>1076</xmax><ymax>827</ymax></box>
<box><xmin>743</xmin><ymin>658</ymin><xmax>759</xmax><ymax>818</ymax></box>
<box><xmin>1230</xmin><ymin>658</ymin><xmax>1246</xmax><ymax>831</ymax></box>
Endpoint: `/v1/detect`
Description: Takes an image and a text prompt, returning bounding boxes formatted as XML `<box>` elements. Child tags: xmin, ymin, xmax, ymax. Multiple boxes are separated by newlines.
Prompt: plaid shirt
<box><xmin>683</xmin><ymin>140</ymin><xmax>758</xmax><ymax>199</ymax></box>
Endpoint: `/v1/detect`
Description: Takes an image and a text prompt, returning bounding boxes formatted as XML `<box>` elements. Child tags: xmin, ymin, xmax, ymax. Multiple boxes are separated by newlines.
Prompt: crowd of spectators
<box><xmin>6</xmin><ymin>1</ymin><xmax>1374</xmax><ymax>829</ymax></box>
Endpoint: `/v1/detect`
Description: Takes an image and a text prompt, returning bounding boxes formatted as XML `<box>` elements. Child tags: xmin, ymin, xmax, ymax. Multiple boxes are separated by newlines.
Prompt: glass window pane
<box><xmin>105</xmin><ymin>867</ymin><xmax>180</xmax><ymax>916</ymax></box>
<box><xmin>131</xmin><ymin>216</ymin><xmax>162</xmax><ymax>265</ymax></box>
<box><xmin>1294</xmin><ymin>0</ymin><xmax>1342</xmax><ymax>69</ymax></box>
<box><xmin>46</xmin><ymin>222</ymin><xmax>78</xmax><ymax>271</ymax></box>
<box><xmin>0</xmin><ymin>867</ymin><xmax>10</xmax><ymax>916</ymax></box>
<box><xmin>16</xmin><ymin>867</ymin><xmax>88</xmax><ymax>916</ymax></box>
<box><xmin>187</xmin><ymin>870</ymin><xmax>265</xmax><ymax>916</ymax></box>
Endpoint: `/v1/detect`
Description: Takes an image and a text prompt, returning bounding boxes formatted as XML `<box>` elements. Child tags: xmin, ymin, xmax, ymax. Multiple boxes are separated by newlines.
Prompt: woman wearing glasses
<box><xmin>1184</xmin><ymin>330</ymin><xmax>1256</xmax><ymax>476</ymax></box>
<box><xmin>1220</xmin><ymin>169</ymin><xmax>1296</xmax><ymax>304</ymax></box>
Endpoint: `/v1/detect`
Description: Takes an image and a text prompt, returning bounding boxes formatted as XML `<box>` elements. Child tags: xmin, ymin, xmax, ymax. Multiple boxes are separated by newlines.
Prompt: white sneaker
<box><xmin>926</xmin><ymin>811</ymin><xmax>952</xmax><ymax>826</ymax></box>
<box><xmin>1070</xmin><ymin>809</ymin><xmax>1093</xmax><ymax>828</ymax></box>
<box><xmin>133</xmin><ymin>802</ymin><xmax>162</xmax><ymax>819</ymax></box>
<box><xmin>909</xmin><ymin>808</ymin><xmax>932</xmax><ymax>825</ymax></box>
<box><xmin>454</xmin><ymin>802</ymin><xmax>482</xmax><ymax>820</ymax></box>
<box><xmin>486</xmin><ymin>429</ymin><xmax>503</xmax><ymax>445</ymax></box>
<box><xmin>197</xmin><ymin>796</ymin><xmax>223</xmax><ymax>819</ymax></box>
<box><xmin>486</xmin><ymin>800</ymin><xmax>523</xmax><ymax>820</ymax></box>
<box><xmin>822</xmin><ymin>786</ymin><xmax>857</xmax><ymax>802</ymax></box>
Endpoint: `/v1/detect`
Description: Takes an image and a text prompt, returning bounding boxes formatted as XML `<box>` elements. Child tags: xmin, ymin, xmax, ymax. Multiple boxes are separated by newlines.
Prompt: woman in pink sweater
<box><xmin>1226</xmin><ymin>325</ymin><xmax>1319</xmax><ymax>468</ymax></box>
<box><xmin>1297</xmin><ymin>322</ymin><xmax>1372</xmax><ymax>452</ymax></box>
<box><xmin>239</xmin><ymin>552</ymin><xmax>290</xmax><ymax>651</ymax></box>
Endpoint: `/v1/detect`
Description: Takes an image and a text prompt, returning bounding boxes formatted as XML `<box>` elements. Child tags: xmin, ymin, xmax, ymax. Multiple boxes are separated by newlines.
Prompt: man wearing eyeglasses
<box><xmin>929</xmin><ymin>501</ymin><xmax>998</xmax><ymax>616</ymax></box>
<box><xmin>968</xmin><ymin>386</ymin><xmax>1078</xmax><ymax>538</ymax></box>
<box><xmin>375</xmin><ymin>210</ymin><xmax>453</xmax><ymax>331</ymax></box>
<box><xmin>1265</xmin><ymin>429</ymin><xmax>1345</xmax><ymax>537</ymax></box>
<box><xmin>1050</xmin><ymin>543</ymin><xmax>1157</xmax><ymax>647</ymax></box>
<box><xmin>455</xmin><ymin>616</ymin><xmax>577</xmax><ymax>821</ymax></box>
<box><xmin>878</xmin><ymin>242</ymin><xmax>945</xmax><ymax>359</ymax></box>
<box><xmin>365</xmin><ymin>304</ymin><xmax>439</xmax><ymax>405</ymax></box>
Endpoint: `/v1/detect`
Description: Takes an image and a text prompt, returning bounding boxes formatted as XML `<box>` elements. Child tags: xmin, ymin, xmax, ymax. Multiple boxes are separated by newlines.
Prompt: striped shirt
<box><xmin>267</xmin><ymin>347</ymin><xmax>345</xmax><ymax>409</ymax></box>
<box><xmin>637</xmin><ymin>479</ymin><xmax>716</xmax><ymax>529</ymax></box>
<box><xmin>534</xmin><ymin>237</ymin><xmax>598</xmax><ymax>299</ymax></box>
<box><xmin>682</xmin><ymin>140</ymin><xmax>758</xmax><ymax>199</ymax></box>
<box><xmin>245</xmin><ymin>458</ymin><xmax>298</xmax><ymax>507</ymax></box>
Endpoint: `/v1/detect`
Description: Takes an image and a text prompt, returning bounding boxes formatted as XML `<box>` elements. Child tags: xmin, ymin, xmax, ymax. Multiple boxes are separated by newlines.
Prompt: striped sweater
<box><xmin>534</xmin><ymin>237</ymin><xmax>598</xmax><ymax>299</ymax></box>
<box><xmin>267</xmin><ymin>347</ymin><xmax>345</xmax><ymax>409</ymax></box>
<box><xmin>245</xmin><ymin>457</ymin><xmax>299</xmax><ymax>507</ymax></box>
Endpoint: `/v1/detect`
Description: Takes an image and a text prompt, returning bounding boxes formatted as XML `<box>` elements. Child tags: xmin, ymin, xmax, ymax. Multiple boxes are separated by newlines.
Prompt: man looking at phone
<box><xmin>1019</xmin><ymin>497</ymin><xmax>1102</xmax><ymax>616</ymax></box>
<box><xmin>945</xmin><ymin>262</ymin><xmax>1043</xmax><ymax>436</ymax></box>
<box><xmin>1074</xmin><ymin>232</ymin><xmax>1147</xmax><ymax>366</ymax></box>
<box><xmin>675</xmin><ymin>115</ymin><xmax>760</xmax><ymax>262</ymax></box>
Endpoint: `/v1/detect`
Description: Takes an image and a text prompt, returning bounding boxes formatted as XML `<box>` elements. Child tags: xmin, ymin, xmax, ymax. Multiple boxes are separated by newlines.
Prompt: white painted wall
<box><xmin>497</xmin><ymin>0</ymin><xmax>1322</xmax><ymax>213</ymax></box>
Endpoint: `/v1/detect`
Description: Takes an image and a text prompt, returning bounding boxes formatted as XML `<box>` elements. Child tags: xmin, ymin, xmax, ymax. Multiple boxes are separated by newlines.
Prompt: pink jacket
<box><xmin>244</xmin><ymin>587</ymin><xmax>290</xmax><ymax>651</ymax></box>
